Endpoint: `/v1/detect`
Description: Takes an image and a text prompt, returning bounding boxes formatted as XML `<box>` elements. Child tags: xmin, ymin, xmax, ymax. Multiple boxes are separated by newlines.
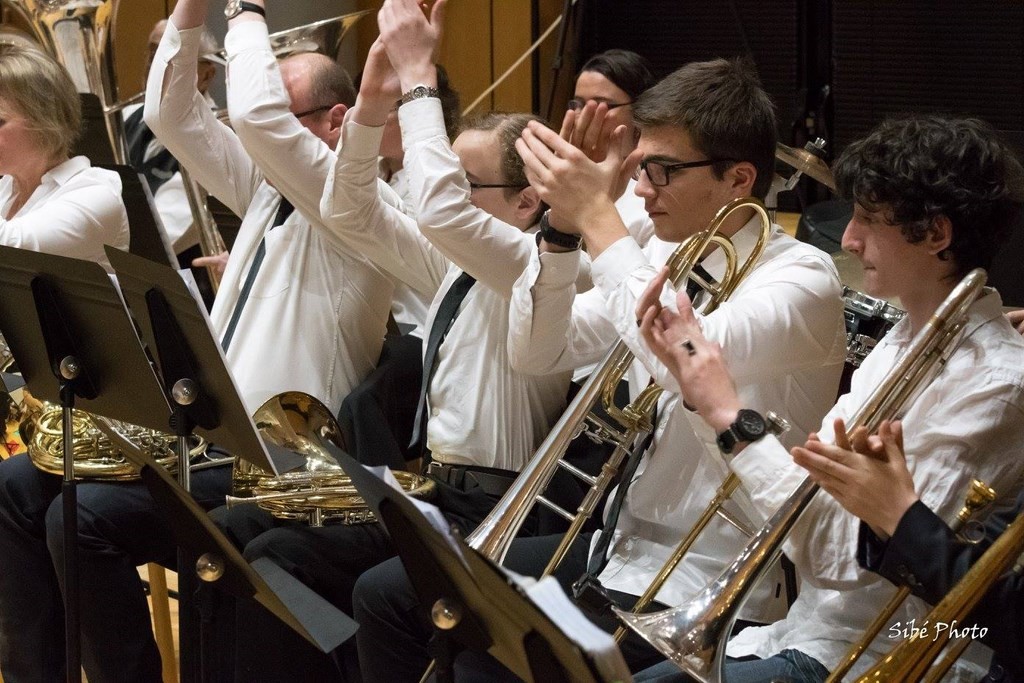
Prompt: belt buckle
<box><xmin>426</xmin><ymin>461</ymin><xmax>448</xmax><ymax>482</ymax></box>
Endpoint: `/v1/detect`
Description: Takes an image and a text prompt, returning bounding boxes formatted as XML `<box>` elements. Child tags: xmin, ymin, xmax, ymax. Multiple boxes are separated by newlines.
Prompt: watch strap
<box><xmin>226</xmin><ymin>0</ymin><xmax>266</xmax><ymax>18</ymax></box>
<box><xmin>539</xmin><ymin>211</ymin><xmax>582</xmax><ymax>250</ymax></box>
<box><xmin>398</xmin><ymin>84</ymin><xmax>441</xmax><ymax>107</ymax></box>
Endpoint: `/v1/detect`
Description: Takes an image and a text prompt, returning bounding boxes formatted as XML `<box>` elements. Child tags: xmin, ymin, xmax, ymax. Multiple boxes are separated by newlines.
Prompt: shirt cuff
<box><xmin>536</xmin><ymin>248</ymin><xmax>583</xmax><ymax>287</ymax></box>
<box><xmin>224</xmin><ymin>20</ymin><xmax>269</xmax><ymax>56</ymax></box>
<box><xmin>591</xmin><ymin>235</ymin><xmax>650</xmax><ymax>297</ymax></box>
<box><xmin>161</xmin><ymin>20</ymin><xmax>198</xmax><ymax>61</ymax></box>
<box><xmin>340</xmin><ymin>118</ymin><xmax>385</xmax><ymax>161</ymax></box>
<box><xmin>729</xmin><ymin>434</ymin><xmax>796</xmax><ymax>497</ymax></box>
<box><xmin>399</xmin><ymin>98</ymin><xmax>447</xmax><ymax>149</ymax></box>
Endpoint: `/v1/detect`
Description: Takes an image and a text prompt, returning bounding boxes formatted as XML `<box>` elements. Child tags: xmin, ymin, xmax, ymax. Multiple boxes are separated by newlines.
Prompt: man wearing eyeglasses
<box><xmin>351</xmin><ymin>57</ymin><xmax>847</xmax><ymax>679</ymax></box>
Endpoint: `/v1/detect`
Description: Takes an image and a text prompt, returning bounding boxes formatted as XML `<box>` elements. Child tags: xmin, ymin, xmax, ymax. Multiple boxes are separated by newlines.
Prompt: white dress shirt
<box><xmin>384</xmin><ymin>167</ymin><xmax>436</xmax><ymax>338</ymax></box>
<box><xmin>145</xmin><ymin>21</ymin><xmax>392</xmax><ymax>415</ymax></box>
<box><xmin>616</xmin><ymin>178</ymin><xmax>654</xmax><ymax>247</ymax></box>
<box><xmin>726</xmin><ymin>288</ymin><xmax>1024</xmax><ymax>680</ymax></box>
<box><xmin>508</xmin><ymin>217</ymin><xmax>846</xmax><ymax>609</ymax></box>
<box><xmin>0</xmin><ymin>156</ymin><xmax>129</xmax><ymax>271</ymax></box>
<box><xmin>320</xmin><ymin>98</ymin><xmax>574</xmax><ymax>471</ymax></box>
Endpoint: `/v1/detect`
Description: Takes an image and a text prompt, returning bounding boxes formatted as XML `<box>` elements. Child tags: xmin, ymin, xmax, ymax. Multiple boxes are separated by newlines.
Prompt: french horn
<box><xmin>21</xmin><ymin>399</ymin><xmax>209</xmax><ymax>480</ymax></box>
<box><xmin>226</xmin><ymin>391</ymin><xmax>435</xmax><ymax>527</ymax></box>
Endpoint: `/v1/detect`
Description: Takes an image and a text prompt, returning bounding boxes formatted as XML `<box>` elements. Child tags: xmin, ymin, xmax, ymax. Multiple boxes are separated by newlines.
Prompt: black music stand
<box><xmin>99</xmin><ymin>164</ymin><xmax>180</xmax><ymax>269</ymax></box>
<box><xmin>0</xmin><ymin>245</ymin><xmax>174</xmax><ymax>682</ymax></box>
<box><xmin>105</xmin><ymin>245</ymin><xmax>305</xmax><ymax>681</ymax></box>
<box><xmin>96</xmin><ymin>423</ymin><xmax>358</xmax><ymax>655</ymax></box>
<box><xmin>336</xmin><ymin>450</ymin><xmax>629</xmax><ymax>683</ymax></box>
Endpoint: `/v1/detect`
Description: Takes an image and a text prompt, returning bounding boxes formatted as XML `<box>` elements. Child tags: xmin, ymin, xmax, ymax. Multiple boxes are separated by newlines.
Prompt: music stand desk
<box><xmin>338</xmin><ymin>450</ymin><xmax>626</xmax><ymax>683</ymax></box>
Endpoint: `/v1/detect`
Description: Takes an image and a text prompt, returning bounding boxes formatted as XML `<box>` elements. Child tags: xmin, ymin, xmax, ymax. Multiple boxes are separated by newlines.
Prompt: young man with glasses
<box><xmin>350</xmin><ymin>57</ymin><xmax>848</xmax><ymax>679</ymax></box>
<box><xmin>634</xmin><ymin>114</ymin><xmax>1024</xmax><ymax>682</ymax></box>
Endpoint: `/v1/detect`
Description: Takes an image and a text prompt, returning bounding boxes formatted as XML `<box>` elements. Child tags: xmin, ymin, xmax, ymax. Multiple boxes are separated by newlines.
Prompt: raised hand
<box><xmin>516</xmin><ymin>119</ymin><xmax>641</xmax><ymax>235</ymax></box>
<box><xmin>377</xmin><ymin>0</ymin><xmax>446</xmax><ymax>89</ymax></box>
<box><xmin>638</xmin><ymin>266</ymin><xmax>742</xmax><ymax>432</ymax></box>
<box><xmin>352</xmin><ymin>38</ymin><xmax>401</xmax><ymax>126</ymax></box>
<box><xmin>792</xmin><ymin>419</ymin><xmax>918</xmax><ymax>538</ymax></box>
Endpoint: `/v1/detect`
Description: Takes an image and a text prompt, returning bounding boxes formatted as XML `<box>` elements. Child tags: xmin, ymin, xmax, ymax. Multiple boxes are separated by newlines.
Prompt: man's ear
<box><xmin>926</xmin><ymin>214</ymin><xmax>954</xmax><ymax>255</ymax></box>
<box><xmin>726</xmin><ymin>161</ymin><xmax>757</xmax><ymax>197</ymax></box>
<box><xmin>329</xmin><ymin>103</ymin><xmax>349</xmax><ymax>131</ymax></box>
<box><xmin>515</xmin><ymin>185</ymin><xmax>543</xmax><ymax>224</ymax></box>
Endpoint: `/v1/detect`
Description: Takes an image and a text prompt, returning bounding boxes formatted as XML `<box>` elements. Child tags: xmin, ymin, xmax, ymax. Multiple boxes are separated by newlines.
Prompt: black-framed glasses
<box><xmin>469</xmin><ymin>182</ymin><xmax>528</xmax><ymax>190</ymax></box>
<box><xmin>634</xmin><ymin>158</ymin><xmax>738</xmax><ymax>187</ymax></box>
<box><xmin>294</xmin><ymin>104</ymin><xmax>333</xmax><ymax>119</ymax></box>
<box><xmin>567</xmin><ymin>98</ymin><xmax>633</xmax><ymax>112</ymax></box>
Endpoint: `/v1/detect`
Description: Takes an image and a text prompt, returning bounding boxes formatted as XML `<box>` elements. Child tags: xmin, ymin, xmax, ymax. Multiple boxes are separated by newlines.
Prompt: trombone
<box><xmin>614</xmin><ymin>268</ymin><xmax>988</xmax><ymax>683</ymax></box>
<box><xmin>825</xmin><ymin>479</ymin><xmax>996</xmax><ymax>681</ymax></box>
<box><xmin>466</xmin><ymin>196</ymin><xmax>772</xmax><ymax>573</ymax></box>
<box><xmin>856</xmin><ymin>505</ymin><xmax>1024</xmax><ymax>683</ymax></box>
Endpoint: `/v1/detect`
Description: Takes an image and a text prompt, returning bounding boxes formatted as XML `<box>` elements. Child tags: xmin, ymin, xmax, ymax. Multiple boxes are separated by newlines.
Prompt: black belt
<box><xmin>425</xmin><ymin>461</ymin><xmax>517</xmax><ymax>497</ymax></box>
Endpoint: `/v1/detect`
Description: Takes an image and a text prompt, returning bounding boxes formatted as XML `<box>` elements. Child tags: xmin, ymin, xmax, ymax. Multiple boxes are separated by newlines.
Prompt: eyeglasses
<box><xmin>469</xmin><ymin>182</ymin><xmax>528</xmax><ymax>190</ymax></box>
<box><xmin>567</xmin><ymin>98</ymin><xmax>633</xmax><ymax>112</ymax></box>
<box><xmin>294</xmin><ymin>104</ymin><xmax>333</xmax><ymax>119</ymax></box>
<box><xmin>634</xmin><ymin>158</ymin><xmax>738</xmax><ymax>187</ymax></box>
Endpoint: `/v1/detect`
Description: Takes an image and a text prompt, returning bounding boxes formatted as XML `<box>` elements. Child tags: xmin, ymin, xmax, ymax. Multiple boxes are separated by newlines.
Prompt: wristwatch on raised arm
<box><xmin>224</xmin><ymin>0</ymin><xmax>265</xmax><ymax>20</ymax></box>
<box><xmin>538</xmin><ymin>211</ymin><xmax>582</xmax><ymax>250</ymax></box>
<box><xmin>716</xmin><ymin>409</ymin><xmax>790</xmax><ymax>455</ymax></box>
<box><xmin>397</xmin><ymin>84</ymin><xmax>440</xmax><ymax>107</ymax></box>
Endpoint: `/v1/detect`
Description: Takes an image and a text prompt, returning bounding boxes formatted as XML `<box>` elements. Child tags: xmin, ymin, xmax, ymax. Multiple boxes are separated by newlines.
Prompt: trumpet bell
<box><xmin>203</xmin><ymin>10</ymin><xmax>374</xmax><ymax>66</ymax></box>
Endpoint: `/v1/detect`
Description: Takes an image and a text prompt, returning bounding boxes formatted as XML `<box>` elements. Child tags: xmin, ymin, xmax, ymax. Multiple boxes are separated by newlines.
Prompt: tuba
<box><xmin>615</xmin><ymin>268</ymin><xmax>989</xmax><ymax>683</ymax></box>
<box><xmin>225</xmin><ymin>391</ymin><xmax>435</xmax><ymax>527</ymax></box>
<box><xmin>466</xmin><ymin>197</ymin><xmax>773</xmax><ymax>571</ymax></box>
<box><xmin>1</xmin><ymin>0</ymin><xmax>131</xmax><ymax>163</ymax></box>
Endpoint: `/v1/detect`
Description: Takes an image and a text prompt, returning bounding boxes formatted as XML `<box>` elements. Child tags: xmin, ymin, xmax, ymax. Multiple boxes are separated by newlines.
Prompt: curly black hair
<box><xmin>834</xmin><ymin>115</ymin><xmax>1024</xmax><ymax>279</ymax></box>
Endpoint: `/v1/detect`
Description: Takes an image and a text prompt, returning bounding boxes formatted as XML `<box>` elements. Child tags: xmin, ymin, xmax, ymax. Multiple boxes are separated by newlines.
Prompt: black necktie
<box><xmin>221</xmin><ymin>197</ymin><xmax>295</xmax><ymax>352</ymax></box>
<box><xmin>124</xmin><ymin>107</ymin><xmax>180</xmax><ymax>195</ymax></box>
<box><xmin>686</xmin><ymin>263</ymin><xmax>715</xmax><ymax>302</ymax></box>
<box><xmin>409</xmin><ymin>271</ymin><xmax>477</xmax><ymax>451</ymax></box>
<box><xmin>584</xmin><ymin>405</ymin><xmax>657</xmax><ymax>578</ymax></box>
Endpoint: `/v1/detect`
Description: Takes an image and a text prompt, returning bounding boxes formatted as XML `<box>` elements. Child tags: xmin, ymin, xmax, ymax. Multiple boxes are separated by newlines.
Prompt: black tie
<box><xmin>584</xmin><ymin>405</ymin><xmax>657</xmax><ymax>578</ymax></box>
<box><xmin>409</xmin><ymin>271</ymin><xmax>477</xmax><ymax>450</ymax></box>
<box><xmin>221</xmin><ymin>197</ymin><xmax>295</xmax><ymax>352</ymax></box>
<box><xmin>686</xmin><ymin>263</ymin><xmax>714</xmax><ymax>302</ymax></box>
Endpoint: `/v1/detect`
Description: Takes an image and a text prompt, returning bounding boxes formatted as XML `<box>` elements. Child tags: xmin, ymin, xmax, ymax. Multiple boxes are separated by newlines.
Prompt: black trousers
<box><xmin>208</xmin><ymin>476</ymin><xmax>514</xmax><ymax>682</ymax></box>
<box><xmin>351</xmin><ymin>531</ymin><xmax>665</xmax><ymax>683</ymax></box>
<box><xmin>0</xmin><ymin>453</ymin><xmax>231</xmax><ymax>683</ymax></box>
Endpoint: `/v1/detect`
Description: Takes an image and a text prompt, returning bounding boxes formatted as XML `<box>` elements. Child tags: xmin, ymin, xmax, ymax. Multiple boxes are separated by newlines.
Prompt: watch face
<box><xmin>224</xmin><ymin>0</ymin><xmax>241</xmax><ymax>17</ymax></box>
<box><xmin>737</xmin><ymin>409</ymin><xmax>766</xmax><ymax>440</ymax></box>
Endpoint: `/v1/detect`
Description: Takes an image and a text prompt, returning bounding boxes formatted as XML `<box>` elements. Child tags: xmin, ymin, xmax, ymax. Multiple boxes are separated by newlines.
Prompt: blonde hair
<box><xmin>0</xmin><ymin>42</ymin><xmax>81</xmax><ymax>159</ymax></box>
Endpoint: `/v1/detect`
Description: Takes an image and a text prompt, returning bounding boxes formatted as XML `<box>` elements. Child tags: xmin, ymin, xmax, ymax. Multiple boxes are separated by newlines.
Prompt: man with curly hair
<box><xmin>634</xmin><ymin>114</ymin><xmax>1024</xmax><ymax>682</ymax></box>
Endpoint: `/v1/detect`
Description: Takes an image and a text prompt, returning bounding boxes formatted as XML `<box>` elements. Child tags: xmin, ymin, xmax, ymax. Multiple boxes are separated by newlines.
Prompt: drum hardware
<box><xmin>775</xmin><ymin>138</ymin><xmax>836</xmax><ymax>191</ymax></box>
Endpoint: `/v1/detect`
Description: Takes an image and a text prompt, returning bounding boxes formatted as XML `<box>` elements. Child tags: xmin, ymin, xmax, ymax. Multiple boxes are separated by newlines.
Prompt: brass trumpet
<box><xmin>614</xmin><ymin>268</ymin><xmax>988</xmax><ymax>683</ymax></box>
<box><xmin>466</xmin><ymin>197</ymin><xmax>772</xmax><ymax>571</ymax></box>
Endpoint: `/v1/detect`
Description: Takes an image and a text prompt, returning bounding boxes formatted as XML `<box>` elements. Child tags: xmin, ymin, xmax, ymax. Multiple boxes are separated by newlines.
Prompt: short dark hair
<box><xmin>435</xmin><ymin>64</ymin><xmax>461</xmax><ymax>140</ymax></box>
<box><xmin>578</xmin><ymin>49</ymin><xmax>656</xmax><ymax>102</ymax></box>
<box><xmin>632</xmin><ymin>57</ymin><xmax>777</xmax><ymax>199</ymax></box>
<box><xmin>834</xmin><ymin>115</ymin><xmax>1024</xmax><ymax>279</ymax></box>
<box><xmin>307</xmin><ymin>54</ymin><xmax>357</xmax><ymax>109</ymax></box>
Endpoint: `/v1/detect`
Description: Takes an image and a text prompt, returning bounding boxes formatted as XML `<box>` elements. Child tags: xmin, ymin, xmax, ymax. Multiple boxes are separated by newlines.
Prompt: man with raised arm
<box><xmin>352</xmin><ymin>48</ymin><xmax>848</xmax><ymax>680</ymax></box>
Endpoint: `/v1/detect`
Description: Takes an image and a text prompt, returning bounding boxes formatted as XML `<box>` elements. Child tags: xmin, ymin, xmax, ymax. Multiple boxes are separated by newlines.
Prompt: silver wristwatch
<box><xmin>224</xmin><ymin>0</ymin><xmax>265</xmax><ymax>20</ymax></box>
<box><xmin>398</xmin><ymin>84</ymin><xmax>440</xmax><ymax>107</ymax></box>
